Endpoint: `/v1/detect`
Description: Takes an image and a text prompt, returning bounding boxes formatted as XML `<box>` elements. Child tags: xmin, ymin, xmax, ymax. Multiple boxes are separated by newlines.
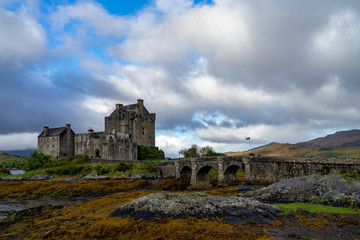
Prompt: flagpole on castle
<box><xmin>246</xmin><ymin>137</ymin><xmax>251</xmax><ymax>153</ymax></box>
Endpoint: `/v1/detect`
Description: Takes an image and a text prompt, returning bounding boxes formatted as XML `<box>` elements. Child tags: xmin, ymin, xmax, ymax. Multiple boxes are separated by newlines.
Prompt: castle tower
<box><xmin>104</xmin><ymin>99</ymin><xmax>155</xmax><ymax>146</ymax></box>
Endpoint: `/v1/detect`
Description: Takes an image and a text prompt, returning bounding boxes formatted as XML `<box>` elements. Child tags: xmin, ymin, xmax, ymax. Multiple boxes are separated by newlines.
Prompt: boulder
<box><xmin>242</xmin><ymin>175</ymin><xmax>360</xmax><ymax>207</ymax></box>
<box><xmin>127</xmin><ymin>173</ymin><xmax>160</xmax><ymax>180</ymax></box>
<box><xmin>1</xmin><ymin>177</ymin><xmax>25</xmax><ymax>181</ymax></box>
<box><xmin>109</xmin><ymin>192</ymin><xmax>281</xmax><ymax>224</ymax></box>
<box><xmin>82</xmin><ymin>173</ymin><xmax>110</xmax><ymax>180</ymax></box>
<box><xmin>30</xmin><ymin>174</ymin><xmax>53</xmax><ymax>181</ymax></box>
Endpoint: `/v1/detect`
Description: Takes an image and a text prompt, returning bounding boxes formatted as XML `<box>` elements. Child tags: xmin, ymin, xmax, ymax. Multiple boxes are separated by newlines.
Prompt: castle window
<box><xmin>142</xmin><ymin>127</ymin><xmax>145</xmax><ymax>135</ymax></box>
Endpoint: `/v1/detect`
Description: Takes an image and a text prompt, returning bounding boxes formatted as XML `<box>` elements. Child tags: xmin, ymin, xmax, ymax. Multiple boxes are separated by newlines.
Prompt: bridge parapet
<box><xmin>243</xmin><ymin>156</ymin><xmax>360</xmax><ymax>185</ymax></box>
<box><xmin>174</xmin><ymin>156</ymin><xmax>360</xmax><ymax>187</ymax></box>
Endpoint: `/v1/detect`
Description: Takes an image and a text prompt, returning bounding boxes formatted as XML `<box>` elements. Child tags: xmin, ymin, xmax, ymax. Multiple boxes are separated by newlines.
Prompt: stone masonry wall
<box><xmin>38</xmin><ymin>136</ymin><xmax>59</xmax><ymax>158</ymax></box>
<box><xmin>243</xmin><ymin>156</ymin><xmax>360</xmax><ymax>185</ymax></box>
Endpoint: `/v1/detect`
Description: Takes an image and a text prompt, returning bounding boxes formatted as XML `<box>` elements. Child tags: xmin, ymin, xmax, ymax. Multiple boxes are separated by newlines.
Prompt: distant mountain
<box><xmin>299</xmin><ymin>129</ymin><xmax>360</xmax><ymax>147</ymax></box>
<box><xmin>227</xmin><ymin>143</ymin><xmax>360</xmax><ymax>158</ymax></box>
<box><xmin>227</xmin><ymin>129</ymin><xmax>360</xmax><ymax>158</ymax></box>
<box><xmin>0</xmin><ymin>149</ymin><xmax>36</xmax><ymax>157</ymax></box>
<box><xmin>250</xmin><ymin>142</ymin><xmax>279</xmax><ymax>151</ymax></box>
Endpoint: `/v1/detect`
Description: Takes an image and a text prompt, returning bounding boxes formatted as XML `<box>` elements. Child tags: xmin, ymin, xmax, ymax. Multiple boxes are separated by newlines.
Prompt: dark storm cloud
<box><xmin>1</xmin><ymin>0</ymin><xmax>360</xmax><ymax>154</ymax></box>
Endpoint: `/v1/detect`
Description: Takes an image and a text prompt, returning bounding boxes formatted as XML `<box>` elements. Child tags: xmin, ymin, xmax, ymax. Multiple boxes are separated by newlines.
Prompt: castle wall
<box><xmin>40</xmin><ymin>99</ymin><xmax>155</xmax><ymax>161</ymax></box>
<box><xmin>59</xmin><ymin>129</ymin><xmax>75</xmax><ymax>157</ymax></box>
<box><xmin>131</xmin><ymin>113</ymin><xmax>155</xmax><ymax>147</ymax></box>
<box><xmin>75</xmin><ymin>132</ymin><xmax>137</xmax><ymax>161</ymax></box>
<box><xmin>38</xmin><ymin>136</ymin><xmax>60</xmax><ymax>158</ymax></box>
<box><xmin>107</xmin><ymin>139</ymin><xmax>137</xmax><ymax>161</ymax></box>
<box><xmin>75</xmin><ymin>133</ymin><xmax>102</xmax><ymax>158</ymax></box>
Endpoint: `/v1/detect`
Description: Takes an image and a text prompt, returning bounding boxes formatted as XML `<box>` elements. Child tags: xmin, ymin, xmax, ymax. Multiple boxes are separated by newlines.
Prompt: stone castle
<box><xmin>38</xmin><ymin>99</ymin><xmax>155</xmax><ymax>161</ymax></box>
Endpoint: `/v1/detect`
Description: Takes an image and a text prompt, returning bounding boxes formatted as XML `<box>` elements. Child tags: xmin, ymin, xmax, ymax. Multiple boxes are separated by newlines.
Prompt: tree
<box><xmin>179</xmin><ymin>144</ymin><xmax>200</xmax><ymax>158</ymax></box>
<box><xmin>179</xmin><ymin>145</ymin><xmax>225</xmax><ymax>158</ymax></box>
<box><xmin>137</xmin><ymin>145</ymin><xmax>165</xmax><ymax>160</ymax></box>
<box><xmin>23</xmin><ymin>152</ymin><xmax>52</xmax><ymax>171</ymax></box>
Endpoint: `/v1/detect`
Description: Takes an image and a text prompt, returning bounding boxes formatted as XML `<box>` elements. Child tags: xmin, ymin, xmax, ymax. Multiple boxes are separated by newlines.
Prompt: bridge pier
<box><xmin>217</xmin><ymin>161</ymin><xmax>225</xmax><ymax>186</ymax></box>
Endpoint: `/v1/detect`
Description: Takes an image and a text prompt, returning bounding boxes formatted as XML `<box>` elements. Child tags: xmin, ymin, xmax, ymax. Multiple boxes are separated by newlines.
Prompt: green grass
<box><xmin>0</xmin><ymin>157</ymin><xmax>158</xmax><ymax>178</ymax></box>
<box><xmin>143</xmin><ymin>159</ymin><xmax>168</xmax><ymax>162</ymax></box>
<box><xmin>273</xmin><ymin>203</ymin><xmax>360</xmax><ymax>214</ymax></box>
<box><xmin>341</xmin><ymin>173</ymin><xmax>360</xmax><ymax>183</ymax></box>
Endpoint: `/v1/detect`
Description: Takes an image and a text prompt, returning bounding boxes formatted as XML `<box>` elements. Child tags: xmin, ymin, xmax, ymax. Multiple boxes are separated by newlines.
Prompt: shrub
<box><xmin>77</xmin><ymin>155</ymin><xmax>91</xmax><ymax>164</ymax></box>
<box><xmin>138</xmin><ymin>145</ymin><xmax>165</xmax><ymax>160</ymax></box>
<box><xmin>45</xmin><ymin>165</ymin><xmax>92</xmax><ymax>176</ymax></box>
<box><xmin>23</xmin><ymin>152</ymin><xmax>52</xmax><ymax>171</ymax></box>
<box><xmin>319</xmin><ymin>147</ymin><xmax>333</xmax><ymax>152</ymax></box>
<box><xmin>95</xmin><ymin>165</ymin><xmax>110</xmax><ymax>175</ymax></box>
<box><xmin>0</xmin><ymin>168</ymin><xmax>10</xmax><ymax>174</ymax></box>
<box><xmin>134</xmin><ymin>163</ymin><xmax>158</xmax><ymax>173</ymax></box>
<box><xmin>115</xmin><ymin>162</ymin><xmax>131</xmax><ymax>172</ymax></box>
<box><xmin>0</xmin><ymin>159</ymin><xmax>26</xmax><ymax>169</ymax></box>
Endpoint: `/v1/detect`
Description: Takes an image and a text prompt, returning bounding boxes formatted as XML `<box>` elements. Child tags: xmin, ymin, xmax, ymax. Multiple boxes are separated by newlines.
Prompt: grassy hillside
<box><xmin>227</xmin><ymin>143</ymin><xmax>360</xmax><ymax>158</ymax></box>
<box><xmin>300</xmin><ymin>129</ymin><xmax>360</xmax><ymax>147</ymax></box>
<box><xmin>0</xmin><ymin>152</ymin><xmax>26</xmax><ymax>162</ymax></box>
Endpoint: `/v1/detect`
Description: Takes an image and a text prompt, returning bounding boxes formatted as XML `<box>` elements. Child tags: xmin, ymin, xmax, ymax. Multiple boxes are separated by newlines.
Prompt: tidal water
<box><xmin>0</xmin><ymin>198</ymin><xmax>94</xmax><ymax>220</ymax></box>
<box><xmin>10</xmin><ymin>170</ymin><xmax>25</xmax><ymax>175</ymax></box>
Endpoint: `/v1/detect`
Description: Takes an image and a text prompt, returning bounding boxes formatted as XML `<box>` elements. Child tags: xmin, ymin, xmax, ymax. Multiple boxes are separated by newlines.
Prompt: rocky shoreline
<box><xmin>0</xmin><ymin>174</ymin><xmax>359</xmax><ymax>239</ymax></box>
<box><xmin>242</xmin><ymin>174</ymin><xmax>360</xmax><ymax>207</ymax></box>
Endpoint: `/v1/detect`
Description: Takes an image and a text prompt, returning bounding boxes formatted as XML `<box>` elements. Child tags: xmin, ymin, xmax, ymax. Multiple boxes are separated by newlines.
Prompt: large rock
<box><xmin>30</xmin><ymin>174</ymin><xmax>53</xmax><ymax>181</ymax></box>
<box><xmin>82</xmin><ymin>173</ymin><xmax>110</xmax><ymax>180</ymax></box>
<box><xmin>242</xmin><ymin>175</ymin><xmax>360</xmax><ymax>207</ymax></box>
<box><xmin>109</xmin><ymin>192</ymin><xmax>281</xmax><ymax>224</ymax></box>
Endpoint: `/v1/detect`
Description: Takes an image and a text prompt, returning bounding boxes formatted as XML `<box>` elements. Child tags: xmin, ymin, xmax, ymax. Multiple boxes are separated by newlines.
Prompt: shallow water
<box><xmin>10</xmin><ymin>170</ymin><xmax>25</xmax><ymax>175</ymax></box>
<box><xmin>0</xmin><ymin>197</ymin><xmax>94</xmax><ymax>220</ymax></box>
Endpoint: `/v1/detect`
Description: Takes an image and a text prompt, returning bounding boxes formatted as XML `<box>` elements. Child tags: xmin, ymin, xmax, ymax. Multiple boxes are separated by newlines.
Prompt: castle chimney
<box><xmin>137</xmin><ymin>99</ymin><xmax>144</xmax><ymax>115</ymax></box>
<box><xmin>116</xmin><ymin>104</ymin><xmax>123</xmax><ymax>109</ymax></box>
<box><xmin>44</xmin><ymin>126</ymin><xmax>49</xmax><ymax>137</ymax></box>
<box><xmin>66</xmin><ymin>124</ymin><xmax>71</xmax><ymax>131</ymax></box>
<box><xmin>88</xmin><ymin>127</ymin><xmax>94</xmax><ymax>133</ymax></box>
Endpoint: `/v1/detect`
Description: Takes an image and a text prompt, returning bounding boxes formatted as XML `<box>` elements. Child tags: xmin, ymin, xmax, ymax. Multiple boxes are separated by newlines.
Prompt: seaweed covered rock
<box><xmin>109</xmin><ymin>192</ymin><xmax>281</xmax><ymax>224</ymax></box>
<box><xmin>242</xmin><ymin>175</ymin><xmax>360</xmax><ymax>207</ymax></box>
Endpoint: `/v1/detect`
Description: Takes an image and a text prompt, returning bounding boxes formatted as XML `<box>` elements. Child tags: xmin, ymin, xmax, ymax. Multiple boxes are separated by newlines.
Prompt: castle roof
<box><xmin>109</xmin><ymin>103</ymin><xmax>138</xmax><ymax>117</ymax></box>
<box><xmin>38</xmin><ymin>127</ymin><xmax>66</xmax><ymax>137</ymax></box>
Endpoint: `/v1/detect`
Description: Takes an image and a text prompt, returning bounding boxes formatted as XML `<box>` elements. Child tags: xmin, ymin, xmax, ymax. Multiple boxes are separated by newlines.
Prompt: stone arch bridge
<box><xmin>168</xmin><ymin>156</ymin><xmax>360</xmax><ymax>187</ymax></box>
<box><xmin>174</xmin><ymin>156</ymin><xmax>245</xmax><ymax>187</ymax></box>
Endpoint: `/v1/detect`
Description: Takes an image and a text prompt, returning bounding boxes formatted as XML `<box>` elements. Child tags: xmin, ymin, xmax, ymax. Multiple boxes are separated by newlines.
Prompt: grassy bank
<box><xmin>274</xmin><ymin>203</ymin><xmax>360</xmax><ymax>214</ymax></box>
<box><xmin>0</xmin><ymin>157</ymin><xmax>158</xmax><ymax>178</ymax></box>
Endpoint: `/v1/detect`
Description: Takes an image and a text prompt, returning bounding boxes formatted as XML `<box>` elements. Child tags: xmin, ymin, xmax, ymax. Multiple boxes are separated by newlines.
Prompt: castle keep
<box><xmin>38</xmin><ymin>99</ymin><xmax>155</xmax><ymax>161</ymax></box>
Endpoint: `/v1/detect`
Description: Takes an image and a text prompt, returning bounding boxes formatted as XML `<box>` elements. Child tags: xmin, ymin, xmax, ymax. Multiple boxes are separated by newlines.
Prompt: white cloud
<box><xmin>50</xmin><ymin>2</ymin><xmax>126</xmax><ymax>37</ymax></box>
<box><xmin>0</xmin><ymin>132</ymin><xmax>38</xmax><ymax>151</ymax></box>
<box><xmin>312</xmin><ymin>9</ymin><xmax>360</xmax><ymax>63</ymax></box>
<box><xmin>156</xmin><ymin>135</ymin><xmax>188</xmax><ymax>157</ymax></box>
<box><xmin>0</xmin><ymin>7</ymin><xmax>46</xmax><ymax>67</ymax></box>
<box><xmin>155</xmin><ymin>0</ymin><xmax>192</xmax><ymax>14</ymax></box>
<box><xmin>2</xmin><ymin>0</ymin><xmax>360</xmax><ymax>156</ymax></box>
<box><xmin>196</xmin><ymin>124</ymin><xmax>309</xmax><ymax>145</ymax></box>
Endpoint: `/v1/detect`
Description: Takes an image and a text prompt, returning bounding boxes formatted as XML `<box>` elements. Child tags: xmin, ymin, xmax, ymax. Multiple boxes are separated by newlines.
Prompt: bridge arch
<box><xmin>196</xmin><ymin>165</ymin><xmax>218</xmax><ymax>182</ymax></box>
<box><xmin>223</xmin><ymin>164</ymin><xmax>244</xmax><ymax>183</ymax></box>
<box><xmin>179</xmin><ymin>166</ymin><xmax>192</xmax><ymax>180</ymax></box>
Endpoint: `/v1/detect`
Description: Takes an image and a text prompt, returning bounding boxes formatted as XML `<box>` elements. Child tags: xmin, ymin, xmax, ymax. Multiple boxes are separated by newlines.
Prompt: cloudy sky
<box><xmin>1</xmin><ymin>0</ymin><xmax>360</xmax><ymax>156</ymax></box>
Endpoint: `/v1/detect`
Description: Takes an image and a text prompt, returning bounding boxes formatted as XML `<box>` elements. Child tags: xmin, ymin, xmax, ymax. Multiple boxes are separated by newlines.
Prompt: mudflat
<box><xmin>0</xmin><ymin>179</ymin><xmax>359</xmax><ymax>240</ymax></box>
